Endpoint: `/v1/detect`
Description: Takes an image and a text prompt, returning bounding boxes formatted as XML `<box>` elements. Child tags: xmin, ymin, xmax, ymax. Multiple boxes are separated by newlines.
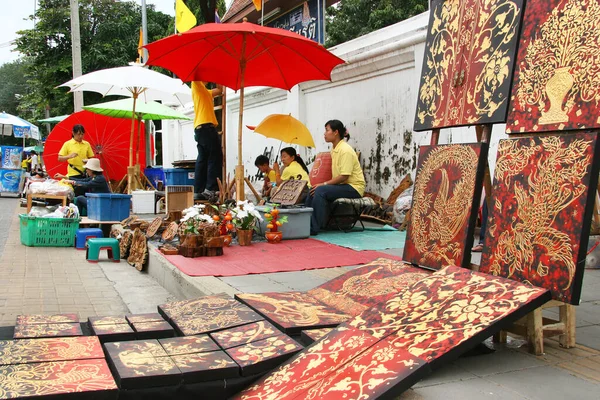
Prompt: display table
<box><xmin>26</xmin><ymin>193</ymin><xmax>67</xmax><ymax>213</ymax></box>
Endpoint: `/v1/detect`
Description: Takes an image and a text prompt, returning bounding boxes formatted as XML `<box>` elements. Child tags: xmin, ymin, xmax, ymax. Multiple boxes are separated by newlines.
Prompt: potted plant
<box><xmin>178</xmin><ymin>204</ymin><xmax>217</xmax><ymax>246</ymax></box>
<box><xmin>264</xmin><ymin>205</ymin><xmax>288</xmax><ymax>244</ymax></box>
<box><xmin>213</xmin><ymin>204</ymin><xmax>234</xmax><ymax>246</ymax></box>
<box><xmin>230</xmin><ymin>200</ymin><xmax>263</xmax><ymax>246</ymax></box>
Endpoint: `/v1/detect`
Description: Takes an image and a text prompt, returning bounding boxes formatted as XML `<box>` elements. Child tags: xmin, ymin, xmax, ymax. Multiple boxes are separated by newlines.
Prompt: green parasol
<box><xmin>82</xmin><ymin>98</ymin><xmax>191</xmax><ymax>121</ymax></box>
<box><xmin>83</xmin><ymin>98</ymin><xmax>191</xmax><ymax>168</ymax></box>
<box><xmin>38</xmin><ymin>115</ymin><xmax>70</xmax><ymax>123</ymax></box>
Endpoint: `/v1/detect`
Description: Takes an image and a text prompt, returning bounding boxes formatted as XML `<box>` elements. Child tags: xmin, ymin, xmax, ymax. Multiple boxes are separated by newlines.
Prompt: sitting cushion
<box><xmin>332</xmin><ymin>197</ymin><xmax>376</xmax><ymax>207</ymax></box>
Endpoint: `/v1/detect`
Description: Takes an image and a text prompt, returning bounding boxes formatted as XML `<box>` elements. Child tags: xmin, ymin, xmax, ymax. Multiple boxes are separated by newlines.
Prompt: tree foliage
<box><xmin>14</xmin><ymin>0</ymin><xmax>172</xmax><ymax>122</ymax></box>
<box><xmin>0</xmin><ymin>60</ymin><xmax>30</xmax><ymax>116</ymax></box>
<box><xmin>326</xmin><ymin>0</ymin><xmax>428</xmax><ymax>47</ymax></box>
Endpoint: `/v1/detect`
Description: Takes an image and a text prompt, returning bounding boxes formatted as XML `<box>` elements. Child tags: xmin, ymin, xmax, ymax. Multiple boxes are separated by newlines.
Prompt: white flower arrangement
<box><xmin>180</xmin><ymin>204</ymin><xmax>216</xmax><ymax>234</ymax></box>
<box><xmin>231</xmin><ymin>200</ymin><xmax>263</xmax><ymax>230</ymax></box>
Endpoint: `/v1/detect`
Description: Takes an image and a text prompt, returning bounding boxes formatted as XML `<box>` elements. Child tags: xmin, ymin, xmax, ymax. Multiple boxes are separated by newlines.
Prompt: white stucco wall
<box><xmin>162</xmin><ymin>10</ymin><xmax>508</xmax><ymax>199</ymax></box>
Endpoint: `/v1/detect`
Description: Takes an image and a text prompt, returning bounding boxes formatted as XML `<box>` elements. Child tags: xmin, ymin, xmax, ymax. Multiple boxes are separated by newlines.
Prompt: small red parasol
<box><xmin>43</xmin><ymin>110</ymin><xmax>146</xmax><ymax>182</ymax></box>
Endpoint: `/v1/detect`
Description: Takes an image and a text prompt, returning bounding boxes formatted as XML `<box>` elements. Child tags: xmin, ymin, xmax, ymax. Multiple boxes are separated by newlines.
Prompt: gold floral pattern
<box><xmin>509</xmin><ymin>0</ymin><xmax>600</xmax><ymax>132</ymax></box>
<box><xmin>480</xmin><ymin>134</ymin><xmax>598</xmax><ymax>303</ymax></box>
<box><xmin>0</xmin><ymin>360</ymin><xmax>117</xmax><ymax>398</ymax></box>
<box><xmin>16</xmin><ymin>314</ymin><xmax>78</xmax><ymax>325</ymax></box>
<box><xmin>0</xmin><ymin>337</ymin><xmax>103</xmax><ymax>365</ymax></box>
<box><xmin>236</xmin><ymin>267</ymin><xmax>550</xmax><ymax>400</ymax></box>
<box><xmin>415</xmin><ymin>0</ymin><xmax>523</xmax><ymax>130</ymax></box>
<box><xmin>235</xmin><ymin>328</ymin><xmax>378</xmax><ymax>400</ymax></box>
<box><xmin>404</xmin><ymin>144</ymin><xmax>484</xmax><ymax>269</ymax></box>
<box><xmin>236</xmin><ymin>292</ymin><xmax>349</xmax><ymax>334</ymax></box>
<box><xmin>159</xmin><ymin>335</ymin><xmax>220</xmax><ymax>356</ymax></box>
<box><xmin>13</xmin><ymin>323</ymin><xmax>83</xmax><ymax>339</ymax></box>
<box><xmin>210</xmin><ymin>321</ymin><xmax>281</xmax><ymax>349</ymax></box>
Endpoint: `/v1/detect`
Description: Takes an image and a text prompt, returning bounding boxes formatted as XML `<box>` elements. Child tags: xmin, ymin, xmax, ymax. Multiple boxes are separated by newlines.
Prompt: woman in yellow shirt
<box><xmin>306</xmin><ymin>119</ymin><xmax>366</xmax><ymax>235</ymax></box>
<box><xmin>273</xmin><ymin>147</ymin><xmax>310</xmax><ymax>185</ymax></box>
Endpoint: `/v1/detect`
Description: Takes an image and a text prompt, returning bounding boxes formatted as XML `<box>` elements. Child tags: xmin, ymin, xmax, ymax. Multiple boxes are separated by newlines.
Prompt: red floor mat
<box><xmin>160</xmin><ymin>239</ymin><xmax>402</xmax><ymax>277</ymax></box>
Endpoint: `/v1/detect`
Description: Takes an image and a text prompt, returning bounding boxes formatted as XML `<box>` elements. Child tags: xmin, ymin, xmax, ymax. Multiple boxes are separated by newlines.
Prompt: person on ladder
<box><xmin>192</xmin><ymin>81</ymin><xmax>222</xmax><ymax>202</ymax></box>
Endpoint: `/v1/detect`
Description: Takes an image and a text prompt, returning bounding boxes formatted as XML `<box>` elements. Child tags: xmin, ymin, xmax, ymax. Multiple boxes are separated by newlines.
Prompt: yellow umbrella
<box><xmin>252</xmin><ymin>114</ymin><xmax>316</xmax><ymax>148</ymax></box>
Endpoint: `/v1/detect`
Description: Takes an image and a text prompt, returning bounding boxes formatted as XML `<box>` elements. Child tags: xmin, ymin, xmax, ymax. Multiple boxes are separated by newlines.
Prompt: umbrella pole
<box><xmin>235</xmin><ymin>41</ymin><xmax>247</xmax><ymax>202</ymax></box>
<box><xmin>127</xmin><ymin>93</ymin><xmax>139</xmax><ymax>194</ymax></box>
<box><xmin>136</xmin><ymin>114</ymin><xmax>142</xmax><ymax>166</ymax></box>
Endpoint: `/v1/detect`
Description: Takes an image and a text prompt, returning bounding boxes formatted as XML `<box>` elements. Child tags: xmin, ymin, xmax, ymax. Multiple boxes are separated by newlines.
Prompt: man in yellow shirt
<box><xmin>192</xmin><ymin>81</ymin><xmax>222</xmax><ymax>201</ymax></box>
<box><xmin>57</xmin><ymin>124</ymin><xmax>94</xmax><ymax>196</ymax></box>
<box><xmin>306</xmin><ymin>120</ymin><xmax>365</xmax><ymax>235</ymax></box>
<box><xmin>57</xmin><ymin>124</ymin><xmax>94</xmax><ymax>179</ymax></box>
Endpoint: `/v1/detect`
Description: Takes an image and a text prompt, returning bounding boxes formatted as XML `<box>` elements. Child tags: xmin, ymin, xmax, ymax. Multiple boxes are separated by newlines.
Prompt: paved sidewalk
<box><xmin>0</xmin><ymin>198</ymin><xmax>176</xmax><ymax>326</ymax></box>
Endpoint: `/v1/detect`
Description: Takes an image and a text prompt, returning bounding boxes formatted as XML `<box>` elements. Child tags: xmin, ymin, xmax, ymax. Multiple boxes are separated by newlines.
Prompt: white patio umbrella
<box><xmin>59</xmin><ymin>63</ymin><xmax>192</xmax><ymax>192</ymax></box>
<box><xmin>0</xmin><ymin>112</ymin><xmax>40</xmax><ymax>141</ymax></box>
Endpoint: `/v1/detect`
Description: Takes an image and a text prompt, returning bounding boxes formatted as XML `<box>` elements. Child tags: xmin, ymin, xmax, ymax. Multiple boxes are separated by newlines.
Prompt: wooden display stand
<box><xmin>26</xmin><ymin>193</ymin><xmax>67</xmax><ymax>213</ymax></box>
<box><xmin>494</xmin><ymin>301</ymin><xmax>575</xmax><ymax>355</ymax></box>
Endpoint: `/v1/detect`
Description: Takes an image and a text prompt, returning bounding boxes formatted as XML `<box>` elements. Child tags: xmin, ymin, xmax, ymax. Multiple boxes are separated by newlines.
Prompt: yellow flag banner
<box><xmin>137</xmin><ymin>28</ymin><xmax>143</xmax><ymax>63</ymax></box>
<box><xmin>176</xmin><ymin>0</ymin><xmax>197</xmax><ymax>33</ymax></box>
<box><xmin>252</xmin><ymin>0</ymin><xmax>262</xmax><ymax>11</ymax></box>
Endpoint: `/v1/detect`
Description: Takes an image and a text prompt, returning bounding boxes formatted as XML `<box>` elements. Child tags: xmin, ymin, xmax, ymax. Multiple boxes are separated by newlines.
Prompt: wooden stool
<box><xmin>494</xmin><ymin>300</ymin><xmax>575</xmax><ymax>355</ymax></box>
<box><xmin>86</xmin><ymin>238</ymin><xmax>120</xmax><ymax>263</ymax></box>
<box><xmin>327</xmin><ymin>197</ymin><xmax>376</xmax><ymax>232</ymax></box>
<box><xmin>27</xmin><ymin>193</ymin><xmax>67</xmax><ymax>213</ymax></box>
<box><xmin>75</xmin><ymin>228</ymin><xmax>103</xmax><ymax>250</ymax></box>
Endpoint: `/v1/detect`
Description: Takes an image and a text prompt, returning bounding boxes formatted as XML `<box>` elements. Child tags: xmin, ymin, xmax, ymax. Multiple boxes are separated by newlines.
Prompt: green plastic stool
<box><xmin>86</xmin><ymin>238</ymin><xmax>120</xmax><ymax>263</ymax></box>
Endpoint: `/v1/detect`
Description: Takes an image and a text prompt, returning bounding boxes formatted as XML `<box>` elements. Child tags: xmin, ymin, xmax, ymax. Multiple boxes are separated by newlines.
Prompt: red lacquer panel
<box><xmin>403</xmin><ymin>144</ymin><xmax>487</xmax><ymax>269</ymax></box>
<box><xmin>307</xmin><ymin>258</ymin><xmax>430</xmax><ymax>315</ymax></box>
<box><xmin>507</xmin><ymin>0</ymin><xmax>600</xmax><ymax>133</ymax></box>
<box><xmin>0</xmin><ymin>336</ymin><xmax>104</xmax><ymax>365</ymax></box>
<box><xmin>480</xmin><ymin>133</ymin><xmax>600</xmax><ymax>304</ymax></box>
<box><xmin>295</xmin><ymin>342</ymin><xmax>429</xmax><ymax>400</ymax></box>
<box><xmin>126</xmin><ymin>313</ymin><xmax>165</xmax><ymax>324</ymax></box>
<box><xmin>233</xmin><ymin>328</ymin><xmax>378</xmax><ymax>400</ymax></box>
<box><xmin>159</xmin><ymin>295</ymin><xmax>263</xmax><ymax>335</ymax></box>
<box><xmin>158</xmin><ymin>335</ymin><xmax>220</xmax><ymax>356</ymax></box>
<box><xmin>16</xmin><ymin>314</ymin><xmax>79</xmax><ymax>325</ymax></box>
<box><xmin>225</xmin><ymin>334</ymin><xmax>303</xmax><ymax>376</ymax></box>
<box><xmin>0</xmin><ymin>359</ymin><xmax>117</xmax><ymax>398</ymax></box>
<box><xmin>238</xmin><ymin>266</ymin><xmax>550</xmax><ymax>400</ymax></box>
<box><xmin>132</xmin><ymin>321</ymin><xmax>175</xmax><ymax>340</ymax></box>
<box><xmin>235</xmin><ymin>292</ymin><xmax>349</xmax><ymax>334</ymax></box>
<box><xmin>300</xmin><ymin>328</ymin><xmax>333</xmax><ymax>345</ymax></box>
<box><xmin>88</xmin><ymin>316</ymin><xmax>128</xmax><ymax>326</ymax></box>
<box><xmin>210</xmin><ymin>320</ymin><xmax>281</xmax><ymax>350</ymax></box>
<box><xmin>414</xmin><ymin>0</ymin><xmax>524</xmax><ymax>131</ymax></box>
<box><xmin>104</xmin><ymin>340</ymin><xmax>181</xmax><ymax>389</ymax></box>
<box><xmin>13</xmin><ymin>323</ymin><xmax>83</xmax><ymax>339</ymax></box>
<box><xmin>171</xmin><ymin>351</ymin><xmax>239</xmax><ymax>383</ymax></box>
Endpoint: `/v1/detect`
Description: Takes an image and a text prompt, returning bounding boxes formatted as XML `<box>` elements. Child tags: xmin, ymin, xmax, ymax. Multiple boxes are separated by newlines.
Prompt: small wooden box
<box><xmin>165</xmin><ymin>185</ymin><xmax>194</xmax><ymax>214</ymax></box>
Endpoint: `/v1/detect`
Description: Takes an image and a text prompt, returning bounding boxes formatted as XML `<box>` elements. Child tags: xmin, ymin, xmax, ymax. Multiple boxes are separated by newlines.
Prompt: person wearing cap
<box><xmin>55</xmin><ymin>158</ymin><xmax>110</xmax><ymax>216</ymax></box>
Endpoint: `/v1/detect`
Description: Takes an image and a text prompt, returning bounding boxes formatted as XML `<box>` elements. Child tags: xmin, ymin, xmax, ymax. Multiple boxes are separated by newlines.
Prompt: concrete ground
<box><xmin>1</xmin><ymin>196</ymin><xmax>599</xmax><ymax>399</ymax></box>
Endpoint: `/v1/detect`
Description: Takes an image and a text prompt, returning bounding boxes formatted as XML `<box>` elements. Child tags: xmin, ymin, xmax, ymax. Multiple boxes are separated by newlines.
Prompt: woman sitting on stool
<box><xmin>55</xmin><ymin>158</ymin><xmax>110</xmax><ymax>216</ymax></box>
<box><xmin>305</xmin><ymin>120</ymin><xmax>365</xmax><ymax>235</ymax></box>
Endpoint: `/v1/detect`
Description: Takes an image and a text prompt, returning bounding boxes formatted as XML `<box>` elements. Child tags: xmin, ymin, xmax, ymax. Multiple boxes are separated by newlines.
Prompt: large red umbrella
<box><xmin>145</xmin><ymin>20</ymin><xmax>345</xmax><ymax>199</ymax></box>
<box><xmin>43</xmin><ymin>111</ymin><xmax>146</xmax><ymax>182</ymax></box>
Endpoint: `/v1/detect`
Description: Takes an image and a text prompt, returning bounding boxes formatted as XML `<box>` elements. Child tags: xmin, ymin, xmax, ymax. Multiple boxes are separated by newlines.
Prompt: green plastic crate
<box><xmin>19</xmin><ymin>214</ymin><xmax>80</xmax><ymax>247</ymax></box>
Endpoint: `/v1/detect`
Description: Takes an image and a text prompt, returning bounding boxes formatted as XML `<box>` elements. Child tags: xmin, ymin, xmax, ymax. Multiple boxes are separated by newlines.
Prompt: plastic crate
<box><xmin>144</xmin><ymin>166</ymin><xmax>165</xmax><ymax>189</ymax></box>
<box><xmin>132</xmin><ymin>190</ymin><xmax>156</xmax><ymax>214</ymax></box>
<box><xmin>20</xmin><ymin>214</ymin><xmax>80</xmax><ymax>247</ymax></box>
<box><xmin>164</xmin><ymin>168</ymin><xmax>195</xmax><ymax>186</ymax></box>
<box><xmin>86</xmin><ymin>193</ymin><xmax>132</xmax><ymax>221</ymax></box>
<box><xmin>256</xmin><ymin>205</ymin><xmax>313</xmax><ymax>239</ymax></box>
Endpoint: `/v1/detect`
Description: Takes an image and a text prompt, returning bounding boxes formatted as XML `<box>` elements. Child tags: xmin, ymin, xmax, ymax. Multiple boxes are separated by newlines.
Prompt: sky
<box><xmin>0</xmin><ymin>0</ymin><xmax>234</xmax><ymax>67</ymax></box>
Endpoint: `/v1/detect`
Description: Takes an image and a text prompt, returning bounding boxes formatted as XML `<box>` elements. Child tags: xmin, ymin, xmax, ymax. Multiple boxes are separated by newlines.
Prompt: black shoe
<box><xmin>310</xmin><ymin>231</ymin><xmax>319</xmax><ymax>236</ymax></box>
<box><xmin>194</xmin><ymin>192</ymin><xmax>209</xmax><ymax>201</ymax></box>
